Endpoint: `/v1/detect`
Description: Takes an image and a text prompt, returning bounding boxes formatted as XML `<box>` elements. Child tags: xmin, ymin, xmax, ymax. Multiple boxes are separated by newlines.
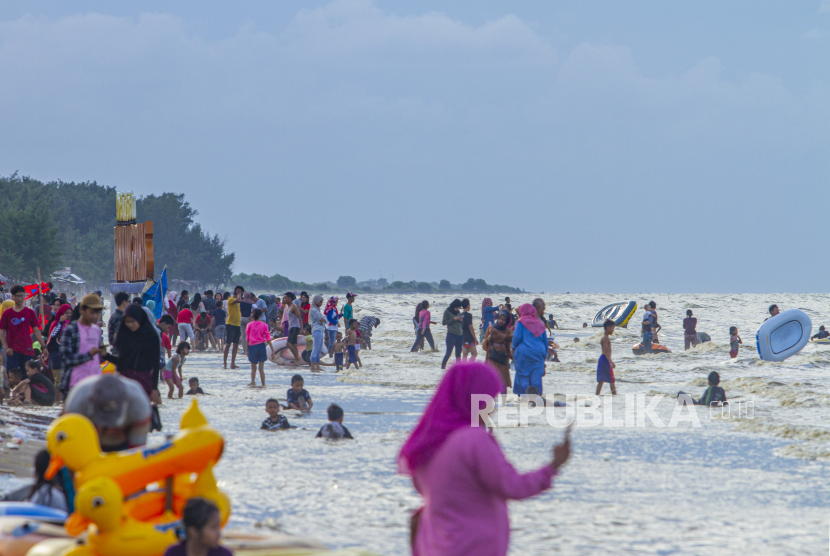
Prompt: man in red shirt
<box><xmin>0</xmin><ymin>284</ymin><xmax>44</xmax><ymax>371</ymax></box>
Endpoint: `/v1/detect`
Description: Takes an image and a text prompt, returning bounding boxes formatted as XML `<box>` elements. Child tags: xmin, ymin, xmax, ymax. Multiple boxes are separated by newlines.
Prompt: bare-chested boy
<box><xmin>597</xmin><ymin>319</ymin><xmax>617</xmax><ymax>395</ymax></box>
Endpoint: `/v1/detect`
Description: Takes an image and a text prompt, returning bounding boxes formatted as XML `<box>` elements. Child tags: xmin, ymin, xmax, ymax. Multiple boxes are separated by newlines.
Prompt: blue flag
<box><xmin>142</xmin><ymin>266</ymin><xmax>167</xmax><ymax>319</ymax></box>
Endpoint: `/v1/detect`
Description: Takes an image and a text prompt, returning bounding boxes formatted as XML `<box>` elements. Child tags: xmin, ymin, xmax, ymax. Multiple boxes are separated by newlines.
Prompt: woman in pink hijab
<box><xmin>399</xmin><ymin>361</ymin><xmax>570</xmax><ymax>556</ymax></box>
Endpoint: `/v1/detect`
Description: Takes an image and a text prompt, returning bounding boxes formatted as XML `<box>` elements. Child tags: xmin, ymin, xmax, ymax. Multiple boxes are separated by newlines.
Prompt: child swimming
<box><xmin>261</xmin><ymin>398</ymin><xmax>293</xmax><ymax>430</ymax></box>
<box><xmin>315</xmin><ymin>403</ymin><xmax>353</xmax><ymax>439</ymax></box>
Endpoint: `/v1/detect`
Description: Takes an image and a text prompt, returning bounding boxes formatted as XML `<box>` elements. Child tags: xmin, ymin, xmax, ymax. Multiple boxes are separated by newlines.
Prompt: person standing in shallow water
<box><xmin>482</xmin><ymin>310</ymin><xmax>513</xmax><ymax>402</ymax></box>
<box><xmin>511</xmin><ymin>303</ymin><xmax>548</xmax><ymax>396</ymax></box>
<box><xmin>683</xmin><ymin>310</ymin><xmax>698</xmax><ymax>350</ymax></box>
<box><xmin>441</xmin><ymin>299</ymin><xmax>464</xmax><ymax>369</ymax></box>
<box><xmin>399</xmin><ymin>361</ymin><xmax>570</xmax><ymax>556</ymax></box>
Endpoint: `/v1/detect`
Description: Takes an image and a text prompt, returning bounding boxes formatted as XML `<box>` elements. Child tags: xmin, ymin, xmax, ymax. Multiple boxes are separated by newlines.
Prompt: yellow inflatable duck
<box><xmin>63</xmin><ymin>477</ymin><xmax>178</xmax><ymax>556</ymax></box>
<box><xmin>46</xmin><ymin>399</ymin><xmax>224</xmax><ymax>496</ymax></box>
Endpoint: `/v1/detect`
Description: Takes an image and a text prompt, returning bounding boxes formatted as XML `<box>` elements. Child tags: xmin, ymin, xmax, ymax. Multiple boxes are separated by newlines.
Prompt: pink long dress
<box><xmin>411</xmin><ymin>426</ymin><xmax>556</xmax><ymax>556</ymax></box>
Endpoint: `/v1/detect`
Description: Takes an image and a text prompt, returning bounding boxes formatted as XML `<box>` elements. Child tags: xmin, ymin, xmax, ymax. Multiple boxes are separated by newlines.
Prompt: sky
<box><xmin>1</xmin><ymin>1</ymin><xmax>828</xmax><ymax>293</ymax></box>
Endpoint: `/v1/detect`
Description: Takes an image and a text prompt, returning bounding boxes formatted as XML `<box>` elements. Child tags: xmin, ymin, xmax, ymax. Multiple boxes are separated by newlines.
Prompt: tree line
<box><xmin>229</xmin><ymin>273</ymin><xmax>523</xmax><ymax>294</ymax></box>
<box><xmin>0</xmin><ymin>173</ymin><xmax>234</xmax><ymax>286</ymax></box>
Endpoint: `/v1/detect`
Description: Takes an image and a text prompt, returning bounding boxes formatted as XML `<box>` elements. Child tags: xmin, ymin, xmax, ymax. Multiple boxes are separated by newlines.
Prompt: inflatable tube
<box><xmin>0</xmin><ymin>504</ymin><xmax>66</xmax><ymax>524</ymax></box>
<box><xmin>267</xmin><ymin>336</ymin><xmax>313</xmax><ymax>366</ymax></box>
<box><xmin>632</xmin><ymin>343</ymin><xmax>671</xmax><ymax>356</ymax></box>
<box><xmin>592</xmin><ymin>301</ymin><xmax>637</xmax><ymax>328</ymax></box>
<box><xmin>756</xmin><ymin>309</ymin><xmax>811</xmax><ymax>362</ymax></box>
<box><xmin>810</xmin><ymin>337</ymin><xmax>830</xmax><ymax>344</ymax></box>
<box><xmin>0</xmin><ymin>517</ymin><xmax>70</xmax><ymax>556</ymax></box>
<box><xmin>697</xmin><ymin>332</ymin><xmax>711</xmax><ymax>343</ymax></box>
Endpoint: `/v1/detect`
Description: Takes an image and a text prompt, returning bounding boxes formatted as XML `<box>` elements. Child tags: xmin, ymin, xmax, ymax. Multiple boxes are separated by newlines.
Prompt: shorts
<box><xmin>248</xmin><ymin>343</ymin><xmax>268</xmax><ymax>364</ymax></box>
<box><xmin>6</xmin><ymin>352</ymin><xmax>32</xmax><ymax>371</ymax></box>
<box><xmin>214</xmin><ymin>325</ymin><xmax>225</xmax><ymax>341</ymax></box>
<box><xmin>287</xmin><ymin>327</ymin><xmax>301</xmax><ymax>345</ymax></box>
<box><xmin>177</xmin><ymin>323</ymin><xmax>195</xmax><ymax>344</ymax></box>
<box><xmin>302</xmin><ymin>350</ymin><xmax>311</xmax><ymax>363</ymax></box>
<box><xmin>354</xmin><ymin>343</ymin><xmax>361</xmax><ymax>352</ymax></box>
<box><xmin>29</xmin><ymin>385</ymin><xmax>55</xmax><ymax>407</ymax></box>
<box><xmin>334</xmin><ymin>352</ymin><xmax>344</xmax><ymax>367</ymax></box>
<box><xmin>730</xmin><ymin>349</ymin><xmax>738</xmax><ymax>359</ymax></box>
<box><xmin>225</xmin><ymin>324</ymin><xmax>241</xmax><ymax>344</ymax></box>
<box><xmin>597</xmin><ymin>354</ymin><xmax>614</xmax><ymax>383</ymax></box>
<box><xmin>347</xmin><ymin>345</ymin><xmax>357</xmax><ymax>363</ymax></box>
<box><xmin>463</xmin><ymin>342</ymin><xmax>475</xmax><ymax>349</ymax></box>
<box><xmin>49</xmin><ymin>350</ymin><xmax>63</xmax><ymax>370</ymax></box>
<box><xmin>162</xmin><ymin>369</ymin><xmax>183</xmax><ymax>387</ymax></box>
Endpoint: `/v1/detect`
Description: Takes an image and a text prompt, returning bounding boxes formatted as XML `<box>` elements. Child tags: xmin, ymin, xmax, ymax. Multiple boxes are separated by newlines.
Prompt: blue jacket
<box><xmin>511</xmin><ymin>322</ymin><xmax>548</xmax><ymax>365</ymax></box>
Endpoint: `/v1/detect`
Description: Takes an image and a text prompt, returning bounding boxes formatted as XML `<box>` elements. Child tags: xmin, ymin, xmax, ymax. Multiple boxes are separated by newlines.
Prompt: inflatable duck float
<box><xmin>46</xmin><ymin>400</ymin><xmax>224</xmax><ymax>497</ymax></box>
<box><xmin>62</xmin><ymin>476</ymin><xmax>179</xmax><ymax>556</ymax></box>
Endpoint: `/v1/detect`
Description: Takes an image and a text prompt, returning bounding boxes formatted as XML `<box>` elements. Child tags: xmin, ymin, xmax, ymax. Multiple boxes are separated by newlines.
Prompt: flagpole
<box><xmin>37</xmin><ymin>267</ymin><xmax>44</xmax><ymax>330</ymax></box>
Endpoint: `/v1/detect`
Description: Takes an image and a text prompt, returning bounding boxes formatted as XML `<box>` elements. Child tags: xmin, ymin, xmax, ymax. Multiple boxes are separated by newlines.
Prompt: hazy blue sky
<box><xmin>1</xmin><ymin>1</ymin><xmax>828</xmax><ymax>292</ymax></box>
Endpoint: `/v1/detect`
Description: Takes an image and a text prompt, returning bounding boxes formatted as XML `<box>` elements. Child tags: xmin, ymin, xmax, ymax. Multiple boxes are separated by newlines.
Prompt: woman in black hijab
<box><xmin>112</xmin><ymin>304</ymin><xmax>161</xmax><ymax>399</ymax></box>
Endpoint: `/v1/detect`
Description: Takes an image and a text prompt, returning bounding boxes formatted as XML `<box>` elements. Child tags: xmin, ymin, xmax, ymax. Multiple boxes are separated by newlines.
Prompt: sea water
<box><xmin>59</xmin><ymin>294</ymin><xmax>830</xmax><ymax>553</ymax></box>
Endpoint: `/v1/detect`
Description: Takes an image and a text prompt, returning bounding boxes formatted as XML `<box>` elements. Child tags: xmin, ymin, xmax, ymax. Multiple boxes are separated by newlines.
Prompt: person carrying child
<box><xmin>163</xmin><ymin>342</ymin><xmax>190</xmax><ymax>399</ymax></box>
<box><xmin>596</xmin><ymin>319</ymin><xmax>617</xmax><ymax>395</ymax></box>
<box><xmin>729</xmin><ymin>327</ymin><xmax>742</xmax><ymax>358</ymax></box>
<box><xmin>162</xmin><ymin>497</ymin><xmax>232</xmax><ymax>556</ymax></box>
<box><xmin>261</xmin><ymin>398</ymin><xmax>294</xmax><ymax>430</ymax></box>
<box><xmin>286</xmin><ymin>374</ymin><xmax>313</xmax><ymax>411</ymax></box>
<box><xmin>315</xmin><ymin>403</ymin><xmax>353</xmax><ymax>439</ymax></box>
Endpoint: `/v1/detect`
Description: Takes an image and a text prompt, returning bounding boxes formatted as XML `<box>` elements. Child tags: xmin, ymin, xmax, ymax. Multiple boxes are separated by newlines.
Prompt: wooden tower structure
<box><xmin>114</xmin><ymin>192</ymin><xmax>154</xmax><ymax>282</ymax></box>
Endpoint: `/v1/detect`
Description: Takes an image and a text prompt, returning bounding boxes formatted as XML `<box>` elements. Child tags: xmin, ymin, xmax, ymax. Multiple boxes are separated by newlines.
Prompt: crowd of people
<box><xmin>0</xmin><ymin>282</ymin><xmax>799</xmax><ymax>556</ymax></box>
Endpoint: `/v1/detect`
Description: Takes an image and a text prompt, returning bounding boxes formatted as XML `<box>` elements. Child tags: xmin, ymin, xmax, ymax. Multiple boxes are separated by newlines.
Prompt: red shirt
<box><xmin>301</xmin><ymin>302</ymin><xmax>310</xmax><ymax>325</ymax></box>
<box><xmin>177</xmin><ymin>308</ymin><xmax>194</xmax><ymax>324</ymax></box>
<box><xmin>0</xmin><ymin>307</ymin><xmax>38</xmax><ymax>355</ymax></box>
<box><xmin>161</xmin><ymin>332</ymin><xmax>171</xmax><ymax>351</ymax></box>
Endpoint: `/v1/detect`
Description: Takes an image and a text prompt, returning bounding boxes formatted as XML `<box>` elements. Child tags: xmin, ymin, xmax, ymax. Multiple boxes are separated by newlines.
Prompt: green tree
<box><xmin>337</xmin><ymin>276</ymin><xmax>357</xmax><ymax>288</ymax></box>
<box><xmin>438</xmin><ymin>279</ymin><xmax>452</xmax><ymax>291</ymax></box>
<box><xmin>416</xmin><ymin>282</ymin><xmax>433</xmax><ymax>293</ymax></box>
<box><xmin>138</xmin><ymin>193</ymin><xmax>234</xmax><ymax>286</ymax></box>
<box><xmin>0</xmin><ymin>199</ymin><xmax>61</xmax><ymax>281</ymax></box>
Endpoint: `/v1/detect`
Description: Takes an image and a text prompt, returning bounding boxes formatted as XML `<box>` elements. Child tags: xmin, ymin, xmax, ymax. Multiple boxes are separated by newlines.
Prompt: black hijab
<box><xmin>495</xmin><ymin>310</ymin><xmax>511</xmax><ymax>332</ymax></box>
<box><xmin>113</xmin><ymin>304</ymin><xmax>160</xmax><ymax>374</ymax></box>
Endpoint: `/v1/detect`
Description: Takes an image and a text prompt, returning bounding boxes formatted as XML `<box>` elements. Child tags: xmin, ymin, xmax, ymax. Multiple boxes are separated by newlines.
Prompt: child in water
<box><xmin>186</xmin><ymin>377</ymin><xmax>205</xmax><ymax>395</ymax></box>
<box><xmin>729</xmin><ymin>327</ymin><xmax>742</xmax><ymax>358</ymax></box>
<box><xmin>286</xmin><ymin>374</ymin><xmax>313</xmax><ymax>411</ymax></box>
<box><xmin>332</xmin><ymin>332</ymin><xmax>346</xmax><ymax>372</ymax></box>
<box><xmin>677</xmin><ymin>371</ymin><xmax>728</xmax><ymax>406</ymax></box>
<box><xmin>261</xmin><ymin>398</ymin><xmax>293</xmax><ymax>430</ymax></box>
<box><xmin>596</xmin><ymin>319</ymin><xmax>617</xmax><ymax>395</ymax></box>
<box><xmin>345</xmin><ymin>320</ymin><xmax>359</xmax><ymax>370</ymax></box>
<box><xmin>315</xmin><ymin>403</ymin><xmax>353</xmax><ymax>439</ymax></box>
<box><xmin>163</xmin><ymin>342</ymin><xmax>190</xmax><ymax>399</ymax></box>
<box><xmin>163</xmin><ymin>497</ymin><xmax>231</xmax><ymax>556</ymax></box>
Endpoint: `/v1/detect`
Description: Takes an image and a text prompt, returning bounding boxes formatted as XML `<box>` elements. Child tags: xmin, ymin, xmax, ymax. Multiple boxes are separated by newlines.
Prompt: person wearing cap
<box><xmin>63</xmin><ymin>374</ymin><xmax>152</xmax><ymax>452</ymax></box>
<box><xmin>57</xmin><ymin>293</ymin><xmax>106</xmax><ymax>397</ymax></box>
